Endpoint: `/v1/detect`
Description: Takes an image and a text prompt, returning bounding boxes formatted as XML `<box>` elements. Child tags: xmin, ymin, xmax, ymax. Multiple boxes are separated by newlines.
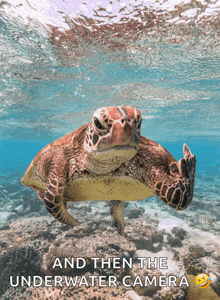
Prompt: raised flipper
<box><xmin>110</xmin><ymin>200</ymin><xmax>125</xmax><ymax>235</ymax></box>
<box><xmin>38</xmin><ymin>191</ymin><xmax>44</xmax><ymax>201</ymax></box>
<box><xmin>44</xmin><ymin>178</ymin><xmax>80</xmax><ymax>226</ymax></box>
<box><xmin>155</xmin><ymin>144</ymin><xmax>196</xmax><ymax>210</ymax></box>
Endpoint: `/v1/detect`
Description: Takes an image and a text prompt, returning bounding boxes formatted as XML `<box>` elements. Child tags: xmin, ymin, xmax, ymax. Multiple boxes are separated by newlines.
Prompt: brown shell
<box><xmin>21</xmin><ymin>124</ymin><xmax>88</xmax><ymax>187</ymax></box>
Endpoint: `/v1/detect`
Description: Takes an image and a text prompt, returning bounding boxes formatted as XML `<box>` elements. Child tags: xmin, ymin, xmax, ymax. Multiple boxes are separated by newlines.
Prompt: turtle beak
<box><xmin>97</xmin><ymin>116</ymin><xmax>139</xmax><ymax>152</ymax></box>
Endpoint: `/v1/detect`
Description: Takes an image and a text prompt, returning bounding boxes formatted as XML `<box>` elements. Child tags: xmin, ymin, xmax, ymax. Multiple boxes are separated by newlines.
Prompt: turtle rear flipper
<box><xmin>44</xmin><ymin>179</ymin><xmax>80</xmax><ymax>226</ymax></box>
<box><xmin>110</xmin><ymin>200</ymin><xmax>125</xmax><ymax>235</ymax></box>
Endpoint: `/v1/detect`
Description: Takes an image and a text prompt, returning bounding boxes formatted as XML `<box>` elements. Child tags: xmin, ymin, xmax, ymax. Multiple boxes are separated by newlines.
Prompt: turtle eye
<box><xmin>94</xmin><ymin>117</ymin><xmax>104</xmax><ymax>130</ymax></box>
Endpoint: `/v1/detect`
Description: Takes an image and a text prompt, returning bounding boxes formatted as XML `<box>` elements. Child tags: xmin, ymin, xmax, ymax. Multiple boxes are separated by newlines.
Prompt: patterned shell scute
<box><xmin>31</xmin><ymin>132</ymin><xmax>74</xmax><ymax>165</ymax></box>
<box><xmin>21</xmin><ymin>130</ymin><xmax>76</xmax><ymax>187</ymax></box>
<box><xmin>140</xmin><ymin>136</ymin><xmax>158</xmax><ymax>147</ymax></box>
<box><xmin>32</xmin><ymin>144</ymin><xmax>51</xmax><ymax>164</ymax></box>
<box><xmin>50</xmin><ymin>131</ymin><xmax>74</xmax><ymax>148</ymax></box>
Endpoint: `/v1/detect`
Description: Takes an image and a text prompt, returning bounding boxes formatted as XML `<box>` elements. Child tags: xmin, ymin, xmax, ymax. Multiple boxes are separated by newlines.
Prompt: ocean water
<box><xmin>0</xmin><ymin>0</ymin><xmax>220</xmax><ymax>298</ymax></box>
<box><xmin>1</xmin><ymin>0</ymin><xmax>220</xmax><ymax>198</ymax></box>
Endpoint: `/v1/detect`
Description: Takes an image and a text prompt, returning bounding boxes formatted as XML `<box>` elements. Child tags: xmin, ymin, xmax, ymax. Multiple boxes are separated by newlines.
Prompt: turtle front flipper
<box><xmin>155</xmin><ymin>144</ymin><xmax>196</xmax><ymax>210</ymax></box>
<box><xmin>110</xmin><ymin>200</ymin><xmax>125</xmax><ymax>235</ymax></box>
<box><xmin>44</xmin><ymin>178</ymin><xmax>80</xmax><ymax>226</ymax></box>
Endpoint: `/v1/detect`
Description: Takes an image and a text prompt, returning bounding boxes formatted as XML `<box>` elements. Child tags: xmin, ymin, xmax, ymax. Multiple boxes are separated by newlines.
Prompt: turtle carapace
<box><xmin>21</xmin><ymin>106</ymin><xmax>196</xmax><ymax>235</ymax></box>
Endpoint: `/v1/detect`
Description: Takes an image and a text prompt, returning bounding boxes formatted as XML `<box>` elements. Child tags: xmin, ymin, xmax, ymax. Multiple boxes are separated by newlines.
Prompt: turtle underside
<box><xmin>21</xmin><ymin>106</ymin><xmax>196</xmax><ymax>235</ymax></box>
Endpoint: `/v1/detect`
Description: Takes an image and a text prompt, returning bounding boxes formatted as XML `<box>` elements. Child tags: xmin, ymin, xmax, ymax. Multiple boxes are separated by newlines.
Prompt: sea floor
<box><xmin>0</xmin><ymin>174</ymin><xmax>220</xmax><ymax>299</ymax></box>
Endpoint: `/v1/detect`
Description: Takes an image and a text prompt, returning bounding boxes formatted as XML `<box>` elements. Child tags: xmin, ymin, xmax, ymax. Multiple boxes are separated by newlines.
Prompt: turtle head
<box><xmin>84</xmin><ymin>106</ymin><xmax>142</xmax><ymax>173</ymax></box>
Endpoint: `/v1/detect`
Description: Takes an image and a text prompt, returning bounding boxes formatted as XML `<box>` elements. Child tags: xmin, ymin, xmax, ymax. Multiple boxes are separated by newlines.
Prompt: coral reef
<box><xmin>125</xmin><ymin>219</ymin><xmax>163</xmax><ymax>253</ymax></box>
<box><xmin>188</xmin><ymin>244</ymin><xmax>206</xmax><ymax>258</ymax></box>
<box><xmin>166</xmin><ymin>234</ymin><xmax>182</xmax><ymax>248</ymax></box>
<box><xmin>2</xmin><ymin>284</ymin><xmax>131</xmax><ymax>300</ymax></box>
<box><xmin>0</xmin><ymin>196</ymin><xmax>220</xmax><ymax>300</ymax></box>
<box><xmin>171</xmin><ymin>227</ymin><xmax>187</xmax><ymax>241</ymax></box>
<box><xmin>0</xmin><ymin>245</ymin><xmax>41</xmax><ymax>295</ymax></box>
<box><xmin>130</xmin><ymin>263</ymin><xmax>162</xmax><ymax>296</ymax></box>
<box><xmin>152</xmin><ymin>287</ymin><xmax>185</xmax><ymax>300</ymax></box>
<box><xmin>182</xmin><ymin>254</ymin><xmax>205</xmax><ymax>275</ymax></box>
<box><xmin>183</xmin><ymin>275</ymin><xmax>220</xmax><ymax>300</ymax></box>
<box><xmin>125</xmin><ymin>207</ymin><xmax>145</xmax><ymax>219</ymax></box>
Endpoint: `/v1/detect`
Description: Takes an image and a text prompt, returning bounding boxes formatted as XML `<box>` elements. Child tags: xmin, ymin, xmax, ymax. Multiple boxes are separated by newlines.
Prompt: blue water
<box><xmin>1</xmin><ymin>65</ymin><xmax>220</xmax><ymax>202</ymax></box>
<box><xmin>1</xmin><ymin>3</ymin><xmax>220</xmax><ymax>300</ymax></box>
<box><xmin>0</xmin><ymin>0</ymin><xmax>220</xmax><ymax>210</ymax></box>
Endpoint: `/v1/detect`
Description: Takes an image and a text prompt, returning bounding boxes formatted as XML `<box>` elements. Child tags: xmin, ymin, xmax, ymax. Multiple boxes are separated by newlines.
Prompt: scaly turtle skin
<box><xmin>21</xmin><ymin>106</ymin><xmax>196</xmax><ymax>235</ymax></box>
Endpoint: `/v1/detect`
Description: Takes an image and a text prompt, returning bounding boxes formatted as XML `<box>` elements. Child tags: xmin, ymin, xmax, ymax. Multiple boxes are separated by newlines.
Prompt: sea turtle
<box><xmin>21</xmin><ymin>106</ymin><xmax>196</xmax><ymax>235</ymax></box>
